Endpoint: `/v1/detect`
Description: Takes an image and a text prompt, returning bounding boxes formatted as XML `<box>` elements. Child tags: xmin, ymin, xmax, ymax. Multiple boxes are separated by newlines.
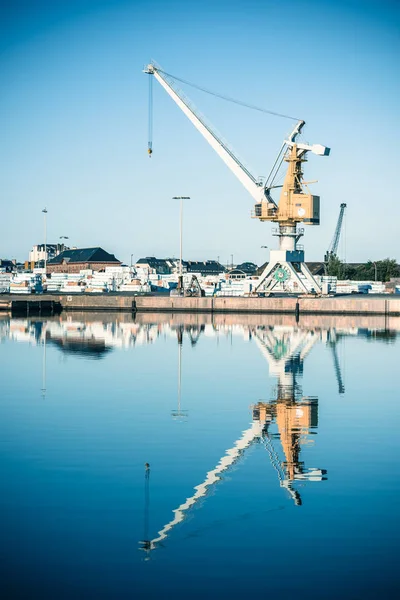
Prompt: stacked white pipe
<box><xmin>47</xmin><ymin>273</ymin><xmax>68</xmax><ymax>292</ymax></box>
<box><xmin>60</xmin><ymin>273</ymin><xmax>85</xmax><ymax>293</ymax></box>
<box><xmin>10</xmin><ymin>273</ymin><xmax>43</xmax><ymax>294</ymax></box>
<box><xmin>0</xmin><ymin>273</ymin><xmax>11</xmax><ymax>293</ymax></box>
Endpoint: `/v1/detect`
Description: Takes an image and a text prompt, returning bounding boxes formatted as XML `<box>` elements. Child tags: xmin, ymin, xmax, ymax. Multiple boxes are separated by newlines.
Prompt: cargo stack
<box><xmin>0</xmin><ymin>273</ymin><xmax>11</xmax><ymax>293</ymax></box>
<box><xmin>46</xmin><ymin>273</ymin><xmax>68</xmax><ymax>292</ymax></box>
<box><xmin>59</xmin><ymin>274</ymin><xmax>85</xmax><ymax>293</ymax></box>
<box><xmin>9</xmin><ymin>273</ymin><xmax>42</xmax><ymax>294</ymax></box>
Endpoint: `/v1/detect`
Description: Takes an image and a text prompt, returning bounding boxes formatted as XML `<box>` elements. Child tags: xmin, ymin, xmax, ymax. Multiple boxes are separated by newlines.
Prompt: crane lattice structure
<box><xmin>325</xmin><ymin>203</ymin><xmax>347</xmax><ymax>263</ymax></box>
<box><xmin>144</xmin><ymin>62</ymin><xmax>330</xmax><ymax>294</ymax></box>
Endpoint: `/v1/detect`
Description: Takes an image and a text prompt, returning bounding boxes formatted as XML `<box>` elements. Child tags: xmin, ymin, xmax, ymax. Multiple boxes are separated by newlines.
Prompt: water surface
<box><xmin>1</xmin><ymin>312</ymin><xmax>399</xmax><ymax>599</ymax></box>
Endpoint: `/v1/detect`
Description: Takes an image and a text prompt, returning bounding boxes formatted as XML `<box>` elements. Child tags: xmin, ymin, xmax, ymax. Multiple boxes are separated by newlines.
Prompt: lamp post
<box><xmin>172</xmin><ymin>196</ymin><xmax>190</xmax><ymax>291</ymax></box>
<box><xmin>42</xmin><ymin>208</ymin><xmax>48</xmax><ymax>273</ymax></box>
<box><xmin>261</xmin><ymin>246</ymin><xmax>268</xmax><ymax>265</ymax></box>
<box><xmin>373</xmin><ymin>261</ymin><xmax>377</xmax><ymax>282</ymax></box>
<box><xmin>131</xmin><ymin>254</ymin><xmax>134</xmax><ymax>269</ymax></box>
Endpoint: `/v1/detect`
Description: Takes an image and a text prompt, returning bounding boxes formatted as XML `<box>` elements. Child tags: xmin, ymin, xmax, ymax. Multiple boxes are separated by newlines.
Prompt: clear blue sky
<box><xmin>1</xmin><ymin>0</ymin><xmax>399</xmax><ymax>265</ymax></box>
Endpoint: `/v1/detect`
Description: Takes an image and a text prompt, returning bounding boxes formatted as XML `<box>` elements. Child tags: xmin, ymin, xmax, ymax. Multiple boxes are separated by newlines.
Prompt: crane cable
<box><xmin>157</xmin><ymin>68</ymin><xmax>301</xmax><ymax>122</ymax></box>
<box><xmin>148</xmin><ymin>74</ymin><xmax>153</xmax><ymax>157</ymax></box>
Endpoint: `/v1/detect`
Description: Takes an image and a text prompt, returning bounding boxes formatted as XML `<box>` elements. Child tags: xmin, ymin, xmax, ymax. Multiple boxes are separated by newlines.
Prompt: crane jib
<box><xmin>146</xmin><ymin>64</ymin><xmax>271</xmax><ymax>203</ymax></box>
<box><xmin>153</xmin><ymin>68</ymin><xmax>259</xmax><ymax>185</ymax></box>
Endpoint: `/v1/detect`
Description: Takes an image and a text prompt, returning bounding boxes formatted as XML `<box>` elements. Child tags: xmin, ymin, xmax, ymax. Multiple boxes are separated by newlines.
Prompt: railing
<box><xmin>271</xmin><ymin>227</ymin><xmax>305</xmax><ymax>236</ymax></box>
<box><xmin>252</xmin><ymin>204</ymin><xmax>276</xmax><ymax>219</ymax></box>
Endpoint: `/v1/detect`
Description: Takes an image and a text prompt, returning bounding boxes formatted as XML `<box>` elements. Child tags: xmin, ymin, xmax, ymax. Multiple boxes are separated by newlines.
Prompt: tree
<box><xmin>326</xmin><ymin>257</ymin><xmax>400</xmax><ymax>281</ymax></box>
<box><xmin>326</xmin><ymin>255</ymin><xmax>345</xmax><ymax>278</ymax></box>
<box><xmin>356</xmin><ymin>259</ymin><xmax>400</xmax><ymax>282</ymax></box>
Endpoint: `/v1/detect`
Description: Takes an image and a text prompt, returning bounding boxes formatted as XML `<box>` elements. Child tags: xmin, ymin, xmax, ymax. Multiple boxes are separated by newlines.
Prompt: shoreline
<box><xmin>0</xmin><ymin>292</ymin><xmax>399</xmax><ymax>316</ymax></box>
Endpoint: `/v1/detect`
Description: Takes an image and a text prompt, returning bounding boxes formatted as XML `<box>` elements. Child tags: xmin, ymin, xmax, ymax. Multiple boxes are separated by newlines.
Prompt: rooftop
<box><xmin>48</xmin><ymin>247</ymin><xmax>121</xmax><ymax>265</ymax></box>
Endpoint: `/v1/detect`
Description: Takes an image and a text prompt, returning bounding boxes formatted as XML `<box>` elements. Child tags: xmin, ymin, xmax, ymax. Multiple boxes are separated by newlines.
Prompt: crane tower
<box><xmin>144</xmin><ymin>62</ymin><xmax>330</xmax><ymax>294</ymax></box>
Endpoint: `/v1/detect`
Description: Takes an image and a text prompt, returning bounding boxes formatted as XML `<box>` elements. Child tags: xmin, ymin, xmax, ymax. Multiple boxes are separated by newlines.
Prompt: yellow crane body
<box><xmin>252</xmin><ymin>144</ymin><xmax>320</xmax><ymax>226</ymax></box>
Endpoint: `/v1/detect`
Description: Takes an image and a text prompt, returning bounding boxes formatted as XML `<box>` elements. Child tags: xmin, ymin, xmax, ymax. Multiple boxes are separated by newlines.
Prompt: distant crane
<box><xmin>144</xmin><ymin>61</ymin><xmax>330</xmax><ymax>294</ymax></box>
<box><xmin>325</xmin><ymin>203</ymin><xmax>346</xmax><ymax>263</ymax></box>
<box><xmin>329</xmin><ymin>343</ymin><xmax>345</xmax><ymax>394</ymax></box>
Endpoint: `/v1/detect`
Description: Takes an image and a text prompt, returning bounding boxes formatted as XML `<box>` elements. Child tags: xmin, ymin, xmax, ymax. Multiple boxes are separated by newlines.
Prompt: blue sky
<box><xmin>1</xmin><ymin>0</ymin><xmax>399</xmax><ymax>265</ymax></box>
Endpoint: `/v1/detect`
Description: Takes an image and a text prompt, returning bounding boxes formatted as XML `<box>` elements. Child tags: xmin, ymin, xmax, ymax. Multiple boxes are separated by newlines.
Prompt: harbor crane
<box><xmin>325</xmin><ymin>203</ymin><xmax>347</xmax><ymax>263</ymax></box>
<box><xmin>144</xmin><ymin>62</ymin><xmax>331</xmax><ymax>294</ymax></box>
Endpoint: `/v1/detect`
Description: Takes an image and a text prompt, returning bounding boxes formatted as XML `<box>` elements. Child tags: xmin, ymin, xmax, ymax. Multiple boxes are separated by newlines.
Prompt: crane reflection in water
<box><xmin>139</xmin><ymin>322</ymin><xmax>332</xmax><ymax>556</ymax></box>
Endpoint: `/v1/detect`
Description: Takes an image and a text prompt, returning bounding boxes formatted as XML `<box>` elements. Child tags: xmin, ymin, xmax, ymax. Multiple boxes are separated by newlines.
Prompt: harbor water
<box><xmin>0</xmin><ymin>313</ymin><xmax>399</xmax><ymax>599</ymax></box>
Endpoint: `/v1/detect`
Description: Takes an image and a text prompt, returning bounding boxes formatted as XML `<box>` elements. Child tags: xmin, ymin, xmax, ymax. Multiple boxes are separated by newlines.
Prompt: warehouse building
<box><xmin>46</xmin><ymin>247</ymin><xmax>121</xmax><ymax>274</ymax></box>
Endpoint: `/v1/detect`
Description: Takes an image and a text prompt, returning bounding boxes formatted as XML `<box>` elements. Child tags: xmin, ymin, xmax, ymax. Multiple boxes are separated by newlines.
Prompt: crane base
<box><xmin>255</xmin><ymin>251</ymin><xmax>321</xmax><ymax>294</ymax></box>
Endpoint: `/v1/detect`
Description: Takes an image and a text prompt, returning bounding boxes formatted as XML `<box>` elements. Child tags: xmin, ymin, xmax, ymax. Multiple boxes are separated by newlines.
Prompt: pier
<box><xmin>0</xmin><ymin>293</ymin><xmax>399</xmax><ymax>316</ymax></box>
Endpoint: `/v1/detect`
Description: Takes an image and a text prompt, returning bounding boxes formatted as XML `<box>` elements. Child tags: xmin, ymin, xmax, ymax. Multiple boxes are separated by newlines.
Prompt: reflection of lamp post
<box><xmin>42</xmin><ymin>208</ymin><xmax>48</xmax><ymax>272</ymax></box>
<box><xmin>172</xmin><ymin>330</ymin><xmax>188</xmax><ymax>419</ymax></box>
<box><xmin>41</xmin><ymin>325</ymin><xmax>47</xmax><ymax>399</ymax></box>
<box><xmin>172</xmin><ymin>196</ymin><xmax>190</xmax><ymax>290</ymax></box>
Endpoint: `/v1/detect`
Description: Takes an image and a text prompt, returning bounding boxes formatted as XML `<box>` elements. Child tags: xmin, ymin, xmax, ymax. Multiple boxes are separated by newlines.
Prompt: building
<box><xmin>0</xmin><ymin>258</ymin><xmax>16</xmax><ymax>272</ymax></box>
<box><xmin>135</xmin><ymin>257</ymin><xmax>226</xmax><ymax>277</ymax></box>
<box><xmin>230</xmin><ymin>262</ymin><xmax>258</xmax><ymax>277</ymax></box>
<box><xmin>46</xmin><ymin>247</ymin><xmax>121</xmax><ymax>274</ymax></box>
<box><xmin>135</xmin><ymin>257</ymin><xmax>175</xmax><ymax>274</ymax></box>
<box><xmin>183</xmin><ymin>260</ymin><xmax>226</xmax><ymax>276</ymax></box>
<box><xmin>29</xmin><ymin>243</ymin><xmax>68</xmax><ymax>266</ymax></box>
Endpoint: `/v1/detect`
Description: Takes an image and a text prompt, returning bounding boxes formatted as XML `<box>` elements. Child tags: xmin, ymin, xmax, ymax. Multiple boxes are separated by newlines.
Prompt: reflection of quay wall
<box><xmin>135</xmin><ymin>312</ymin><xmax>400</xmax><ymax>331</ymax></box>
<box><xmin>1</xmin><ymin>294</ymin><xmax>400</xmax><ymax>315</ymax></box>
<box><xmin>3</xmin><ymin>311</ymin><xmax>400</xmax><ymax>333</ymax></box>
<box><xmin>56</xmin><ymin>311</ymin><xmax>400</xmax><ymax>331</ymax></box>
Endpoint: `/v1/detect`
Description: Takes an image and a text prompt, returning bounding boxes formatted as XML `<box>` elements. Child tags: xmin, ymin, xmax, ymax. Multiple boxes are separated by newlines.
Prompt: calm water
<box><xmin>1</xmin><ymin>312</ymin><xmax>399</xmax><ymax>599</ymax></box>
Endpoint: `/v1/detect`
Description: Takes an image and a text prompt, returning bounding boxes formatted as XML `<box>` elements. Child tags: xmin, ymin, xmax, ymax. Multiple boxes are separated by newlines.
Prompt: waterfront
<box><xmin>2</xmin><ymin>292</ymin><xmax>400</xmax><ymax>316</ymax></box>
<box><xmin>1</xmin><ymin>313</ymin><xmax>399</xmax><ymax>599</ymax></box>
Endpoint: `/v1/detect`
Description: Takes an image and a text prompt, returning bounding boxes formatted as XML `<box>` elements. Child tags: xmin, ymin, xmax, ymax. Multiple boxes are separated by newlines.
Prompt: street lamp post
<box><xmin>373</xmin><ymin>261</ymin><xmax>377</xmax><ymax>282</ymax></box>
<box><xmin>261</xmin><ymin>246</ymin><xmax>268</xmax><ymax>264</ymax></box>
<box><xmin>172</xmin><ymin>196</ymin><xmax>190</xmax><ymax>291</ymax></box>
<box><xmin>42</xmin><ymin>208</ymin><xmax>48</xmax><ymax>273</ymax></box>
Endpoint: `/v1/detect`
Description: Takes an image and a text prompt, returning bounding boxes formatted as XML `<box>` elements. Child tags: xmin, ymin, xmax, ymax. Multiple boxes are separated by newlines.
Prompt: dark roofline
<box><xmin>48</xmin><ymin>247</ymin><xmax>121</xmax><ymax>265</ymax></box>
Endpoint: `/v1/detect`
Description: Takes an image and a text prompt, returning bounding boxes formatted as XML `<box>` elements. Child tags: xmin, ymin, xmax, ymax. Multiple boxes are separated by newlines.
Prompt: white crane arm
<box><xmin>285</xmin><ymin>139</ymin><xmax>330</xmax><ymax>157</ymax></box>
<box><xmin>285</xmin><ymin>119</ymin><xmax>330</xmax><ymax>156</ymax></box>
<box><xmin>144</xmin><ymin>63</ymin><xmax>271</xmax><ymax>205</ymax></box>
<box><xmin>148</xmin><ymin>421</ymin><xmax>263</xmax><ymax>550</ymax></box>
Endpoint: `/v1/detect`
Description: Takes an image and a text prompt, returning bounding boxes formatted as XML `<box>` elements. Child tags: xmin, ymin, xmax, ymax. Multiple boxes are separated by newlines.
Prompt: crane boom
<box><xmin>144</xmin><ymin>63</ymin><xmax>276</xmax><ymax>207</ymax></box>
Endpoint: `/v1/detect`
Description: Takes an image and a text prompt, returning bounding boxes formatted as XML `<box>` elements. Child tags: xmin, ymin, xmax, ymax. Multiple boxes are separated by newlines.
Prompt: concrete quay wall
<box><xmin>134</xmin><ymin>295</ymin><xmax>400</xmax><ymax>315</ymax></box>
<box><xmin>1</xmin><ymin>293</ymin><xmax>400</xmax><ymax>315</ymax></box>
